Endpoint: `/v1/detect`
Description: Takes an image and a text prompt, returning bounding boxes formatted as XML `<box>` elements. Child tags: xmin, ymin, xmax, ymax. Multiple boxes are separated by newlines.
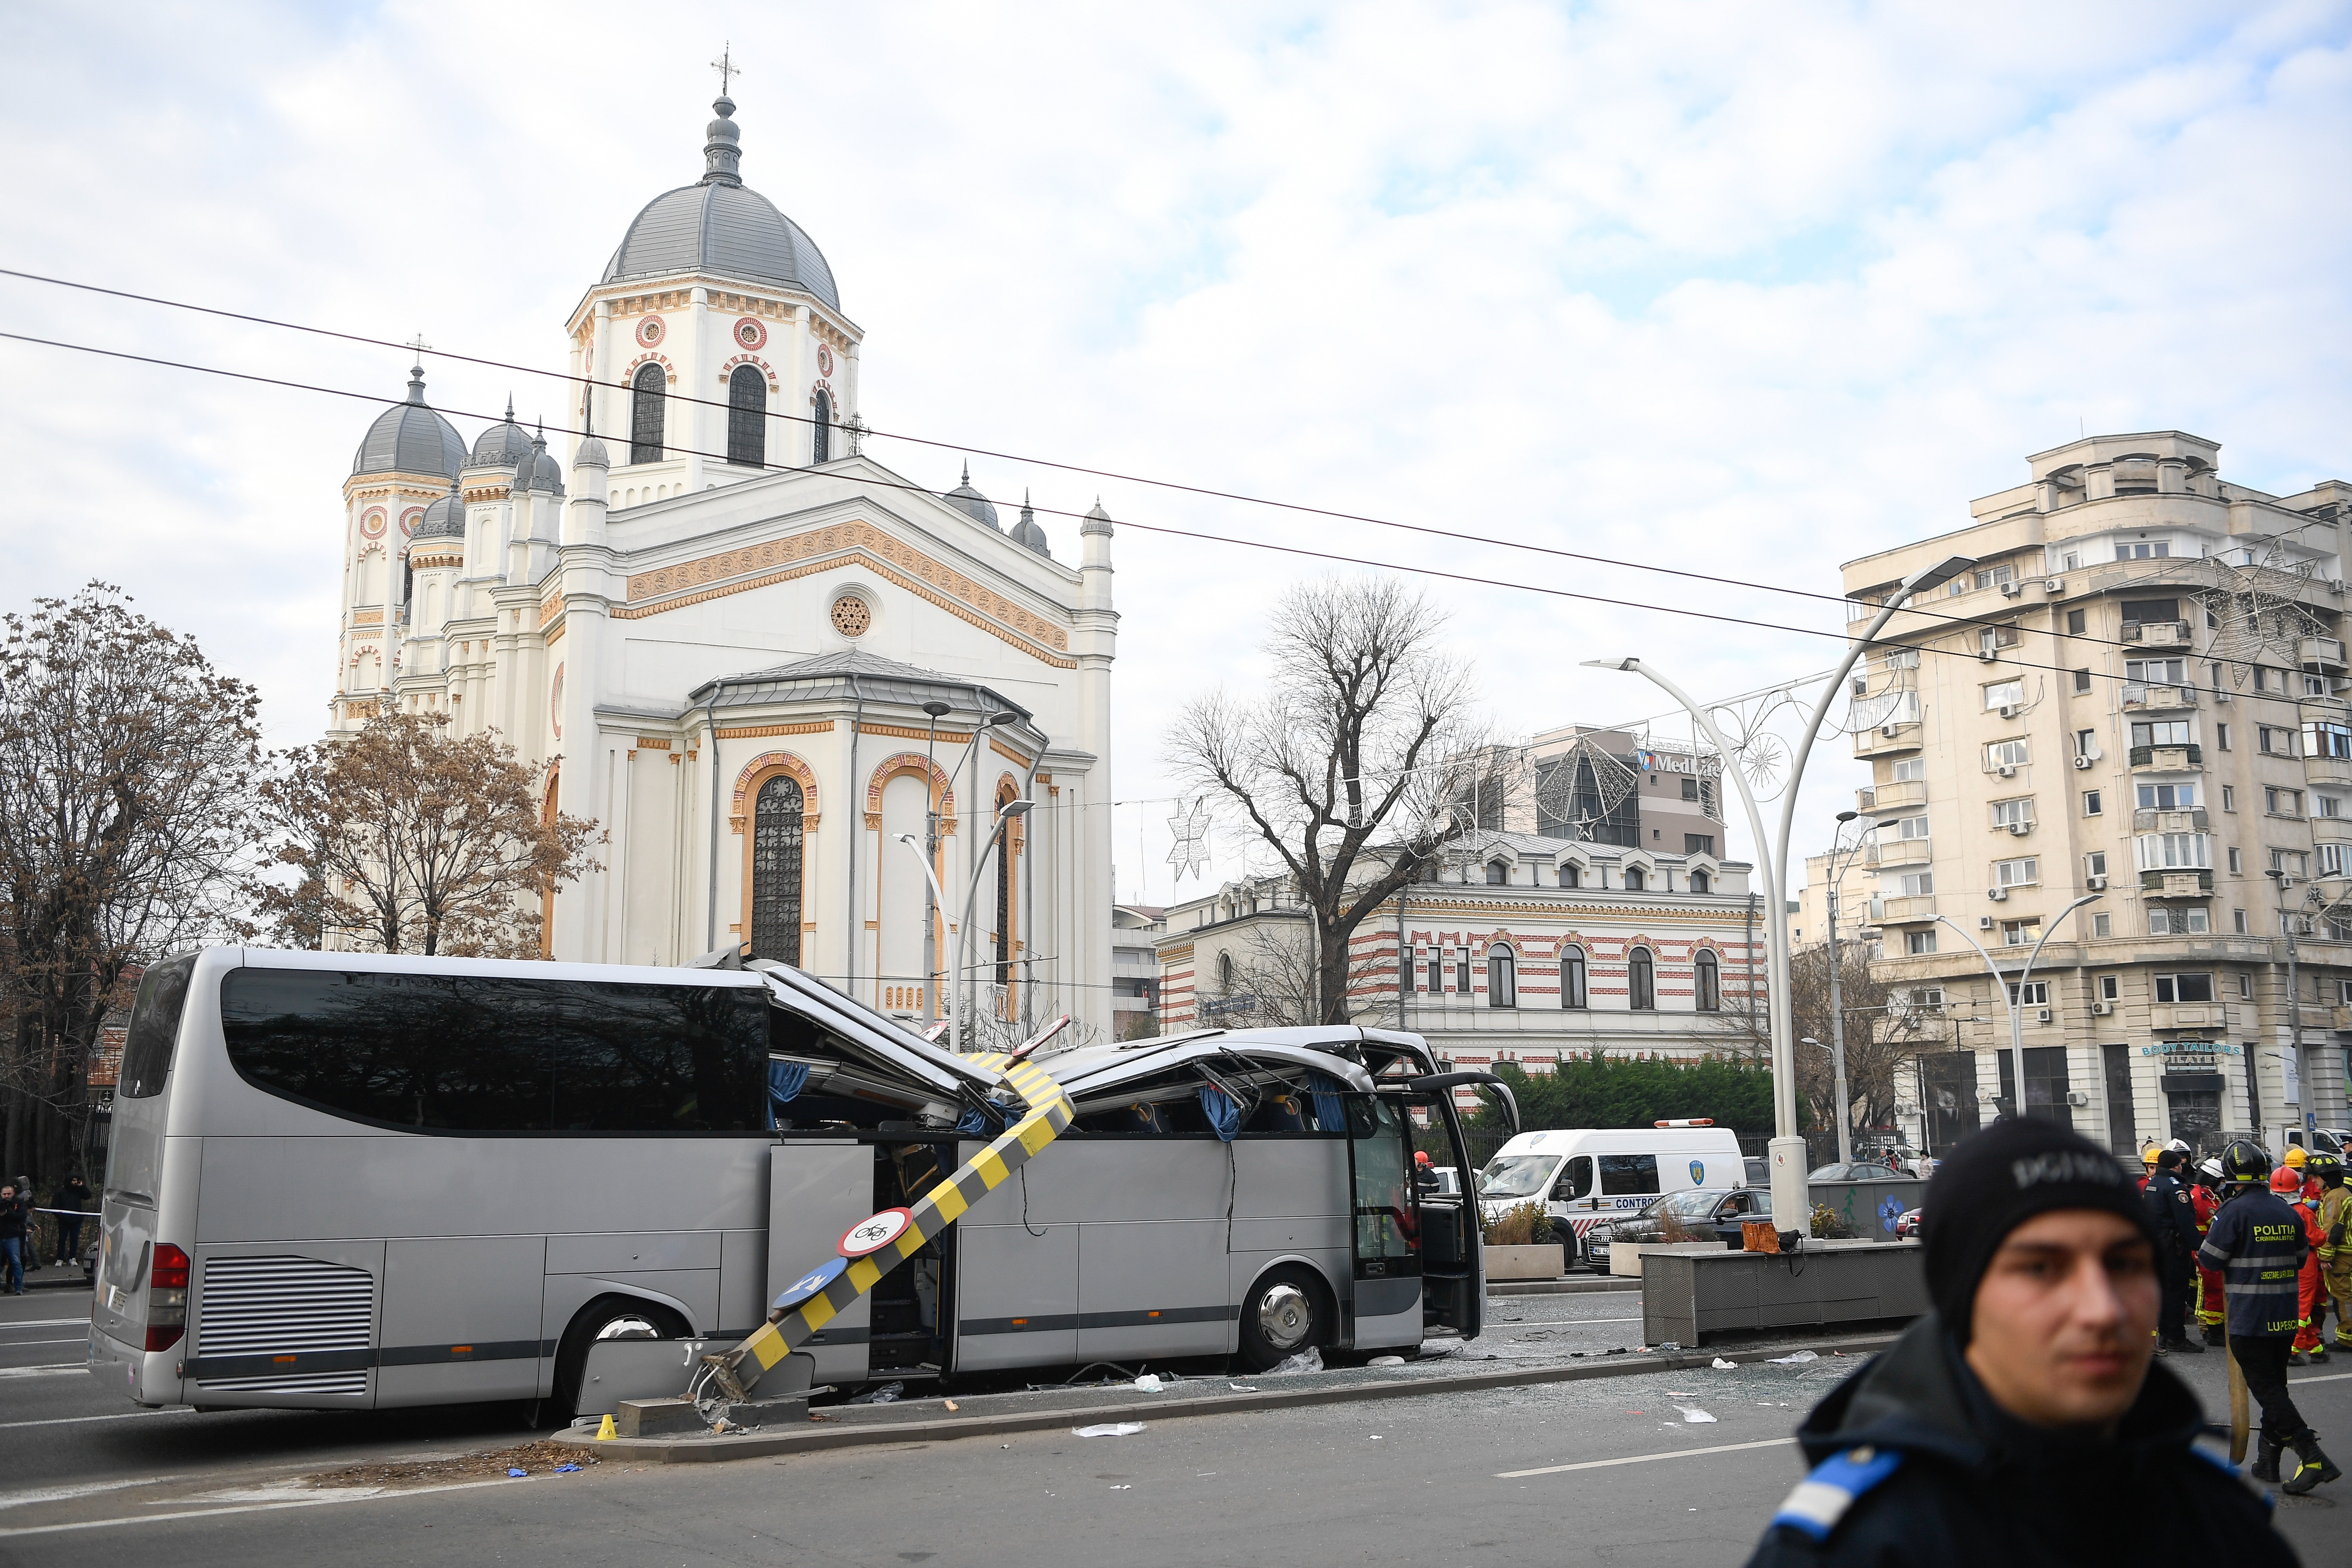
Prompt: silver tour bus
<box><xmin>90</xmin><ymin>947</ymin><xmax>1508</xmax><ymax>1413</ymax></box>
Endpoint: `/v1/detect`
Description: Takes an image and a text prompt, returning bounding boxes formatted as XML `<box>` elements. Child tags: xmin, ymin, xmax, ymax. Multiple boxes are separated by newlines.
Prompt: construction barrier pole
<box><xmin>702</xmin><ymin>1052</ymin><xmax>1074</xmax><ymax>1402</ymax></box>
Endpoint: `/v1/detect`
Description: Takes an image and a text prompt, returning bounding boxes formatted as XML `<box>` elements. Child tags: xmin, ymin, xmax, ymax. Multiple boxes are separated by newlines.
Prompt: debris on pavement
<box><xmin>1074</xmin><ymin>1422</ymin><xmax>1146</xmax><ymax>1437</ymax></box>
<box><xmin>1265</xmin><ymin>1347</ymin><xmax>1324</xmax><ymax>1375</ymax></box>
<box><xmin>309</xmin><ymin>1441</ymin><xmax>599</xmax><ymax>1492</ymax></box>
<box><xmin>1711</xmin><ymin>1358</ymin><xmax>1738</xmax><ymax>1369</ymax></box>
<box><xmin>849</xmin><ymin>1381</ymin><xmax>905</xmax><ymax>1404</ymax></box>
<box><xmin>1676</xmin><ymin>1407</ymin><xmax>1718</xmax><ymax>1424</ymax></box>
<box><xmin>1131</xmin><ymin>1373</ymin><xmax>1166</xmax><ymax>1393</ymax></box>
<box><xmin>1769</xmin><ymin>1351</ymin><xmax>1820</xmax><ymax>1364</ymax></box>
<box><xmin>1368</xmin><ymin>1356</ymin><xmax>1406</xmax><ymax>1367</ymax></box>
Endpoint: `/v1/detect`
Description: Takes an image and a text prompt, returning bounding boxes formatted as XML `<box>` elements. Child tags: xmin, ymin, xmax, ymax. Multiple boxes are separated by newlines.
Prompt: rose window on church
<box><xmin>830</xmin><ymin>595</ymin><xmax>871</xmax><ymax>638</ymax></box>
<box><xmin>734</xmin><ymin>316</ymin><xmax>766</xmax><ymax>350</ymax></box>
<box><xmin>637</xmin><ymin>316</ymin><xmax>665</xmax><ymax>347</ymax></box>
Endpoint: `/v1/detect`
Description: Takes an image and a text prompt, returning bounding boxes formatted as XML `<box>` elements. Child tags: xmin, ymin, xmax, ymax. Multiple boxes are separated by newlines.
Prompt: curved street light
<box><xmin>1580</xmin><ymin>551</ymin><xmax>1972</xmax><ymax>1230</ymax></box>
<box><xmin>1933</xmin><ymin>891</ymin><xmax>2101</xmax><ymax>1121</ymax></box>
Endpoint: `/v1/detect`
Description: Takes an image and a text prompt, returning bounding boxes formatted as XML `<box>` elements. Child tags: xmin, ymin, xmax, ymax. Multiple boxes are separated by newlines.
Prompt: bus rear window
<box><xmin>219</xmin><ymin>969</ymin><xmax>767</xmax><ymax>1134</ymax></box>
<box><xmin>120</xmin><ymin>955</ymin><xmax>196</xmax><ymax>1099</ymax></box>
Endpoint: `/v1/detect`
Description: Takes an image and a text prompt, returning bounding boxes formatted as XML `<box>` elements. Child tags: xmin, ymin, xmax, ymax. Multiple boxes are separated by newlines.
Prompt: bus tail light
<box><xmin>146</xmin><ymin>1243</ymin><xmax>189</xmax><ymax>1353</ymax></box>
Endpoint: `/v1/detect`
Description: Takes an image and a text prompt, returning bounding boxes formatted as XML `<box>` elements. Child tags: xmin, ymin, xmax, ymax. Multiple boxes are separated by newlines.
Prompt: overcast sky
<box><xmin>5</xmin><ymin>2</ymin><xmax>2350</xmax><ymax>908</ymax></box>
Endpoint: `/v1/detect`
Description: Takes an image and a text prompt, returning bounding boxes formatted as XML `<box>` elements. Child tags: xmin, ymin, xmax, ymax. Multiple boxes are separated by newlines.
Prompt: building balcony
<box><xmin>1859</xmin><ymin>779</ymin><xmax>1927</xmax><ymax>814</ymax></box>
<box><xmin>2306</xmin><ymin>755</ymin><xmax>2352</xmax><ymax>789</ymax></box>
<box><xmin>1867</xmin><ymin>837</ymin><xmax>1932</xmax><ymax>870</ymax></box>
<box><xmin>2140</xmin><ymin>869</ymin><xmax>2215</xmax><ymax>896</ymax></box>
<box><xmin>2120</xmin><ymin>619</ymin><xmax>2194</xmax><ymax>647</ymax></box>
<box><xmin>2129</xmin><ymin>744</ymin><xmax>2202</xmax><ymax>770</ymax></box>
<box><xmin>2122</xmin><ymin>684</ymin><xmax>2198</xmax><ymax>711</ymax></box>
<box><xmin>2313</xmin><ymin>814</ymin><xmax>2352</xmax><ymax>845</ymax></box>
<box><xmin>1854</xmin><ymin>723</ymin><xmax>1924</xmax><ymax>760</ymax></box>
<box><xmin>2302</xmin><ymin>636</ymin><xmax>2347</xmax><ymax>672</ymax></box>
<box><xmin>1878</xmin><ymin>896</ymin><xmax>1938</xmax><ymax>924</ymax></box>
<box><xmin>2151</xmin><ymin>1002</ymin><xmax>2230</xmax><ymax>1032</ymax></box>
<box><xmin>2132</xmin><ymin>808</ymin><xmax>2209</xmax><ymax>832</ymax></box>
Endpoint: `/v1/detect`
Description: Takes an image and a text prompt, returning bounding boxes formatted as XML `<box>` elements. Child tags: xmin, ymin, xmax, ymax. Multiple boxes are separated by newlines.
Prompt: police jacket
<box><xmin>1742</xmin><ymin>1314</ymin><xmax>2292</xmax><ymax>1568</ymax></box>
<box><xmin>2143</xmin><ymin>1170</ymin><xmax>2202</xmax><ymax>1252</ymax></box>
<box><xmin>2197</xmin><ymin>1187</ymin><xmax>2310</xmax><ymax>1339</ymax></box>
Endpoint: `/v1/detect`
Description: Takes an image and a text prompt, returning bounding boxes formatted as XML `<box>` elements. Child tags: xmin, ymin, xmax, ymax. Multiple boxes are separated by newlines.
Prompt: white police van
<box><xmin>1476</xmin><ymin>1121</ymin><xmax>1746</xmax><ymax>1260</ymax></box>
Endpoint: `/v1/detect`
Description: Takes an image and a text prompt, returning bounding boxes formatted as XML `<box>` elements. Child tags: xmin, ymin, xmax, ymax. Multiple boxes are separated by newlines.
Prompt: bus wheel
<box><xmin>1238</xmin><ymin>1266</ymin><xmax>1328</xmax><ymax>1372</ymax></box>
<box><xmin>553</xmin><ymin>1293</ymin><xmax>690</xmax><ymax>1419</ymax></box>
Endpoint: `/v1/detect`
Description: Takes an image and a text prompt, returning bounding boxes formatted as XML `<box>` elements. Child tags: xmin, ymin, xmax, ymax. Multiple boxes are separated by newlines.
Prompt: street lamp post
<box><xmin>1820</xmin><ymin>807</ymin><xmax>1868</xmax><ymax>1166</ymax></box>
<box><xmin>898</xmin><ymin>795</ymin><xmax>1032</xmax><ymax>1051</ymax></box>
<box><xmin>1583</xmin><ymin>552</ymin><xmax>1971</xmax><ymax>1230</ymax></box>
<box><xmin>1933</xmin><ymin>893</ymin><xmax>2101</xmax><ymax>1120</ymax></box>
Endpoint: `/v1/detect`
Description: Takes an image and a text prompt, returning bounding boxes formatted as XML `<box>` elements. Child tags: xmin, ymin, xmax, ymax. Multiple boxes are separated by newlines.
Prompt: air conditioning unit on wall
<box><xmin>2046</xmin><ymin>577</ymin><xmax>2066</xmax><ymax>593</ymax></box>
<box><xmin>2036</xmin><ymin>1008</ymin><xmax>2053</xmax><ymax>1024</ymax></box>
<box><xmin>1997</xmin><ymin>763</ymin><xmax>2018</xmax><ymax>778</ymax></box>
<box><xmin>1999</xmin><ymin>704</ymin><xmax>2022</xmax><ymax>719</ymax></box>
<box><xmin>2087</xmin><ymin>874</ymin><xmax>2107</xmax><ymax>891</ymax></box>
<box><xmin>2001</xmin><ymin>583</ymin><xmax>2025</xmax><ymax>598</ymax></box>
<box><xmin>1987</xmin><ymin>887</ymin><xmax>2009</xmax><ymax>901</ymax></box>
<box><xmin>2091</xmin><ymin>1000</ymin><xmax>2113</xmax><ymax>1015</ymax></box>
<box><xmin>2008</xmin><ymin>821</ymin><xmax>2033</xmax><ymax>836</ymax></box>
<box><xmin>2074</xmin><ymin>755</ymin><xmax>2095</xmax><ymax>769</ymax></box>
<box><xmin>1979</xmin><ymin>916</ymin><xmax>1997</xmax><ymax>930</ymax></box>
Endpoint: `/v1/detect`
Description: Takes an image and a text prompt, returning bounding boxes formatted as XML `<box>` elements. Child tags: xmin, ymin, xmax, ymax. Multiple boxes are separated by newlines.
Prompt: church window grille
<box><xmin>811</xmin><ymin>388</ymin><xmax>832</xmax><ymax>463</ymax></box>
<box><xmin>830</xmin><ymin>595</ymin><xmax>871</xmax><ymax>637</ymax></box>
<box><xmin>630</xmin><ymin>363</ymin><xmax>666</xmax><ymax>464</ymax></box>
<box><xmin>994</xmin><ymin>822</ymin><xmax>1013</xmax><ymax>994</ymax></box>
<box><xmin>749</xmin><ymin>775</ymin><xmax>804</xmax><ymax>964</ymax></box>
<box><xmin>727</xmin><ymin>365</ymin><xmax>765</xmax><ymax>468</ymax></box>
<box><xmin>1628</xmin><ymin>947</ymin><xmax>1656</xmax><ymax>1010</ymax></box>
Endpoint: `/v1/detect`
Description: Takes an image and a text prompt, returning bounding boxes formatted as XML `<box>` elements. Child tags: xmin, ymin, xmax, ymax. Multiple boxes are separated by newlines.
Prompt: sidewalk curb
<box><xmin>1489</xmin><ymin>1277</ymin><xmax>1638</xmax><ymax>1296</ymax></box>
<box><xmin>553</xmin><ymin>1333</ymin><xmax>1899</xmax><ymax>1464</ymax></box>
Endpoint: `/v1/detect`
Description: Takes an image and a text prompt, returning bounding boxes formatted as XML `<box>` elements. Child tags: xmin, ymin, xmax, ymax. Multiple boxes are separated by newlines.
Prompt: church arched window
<box><xmin>749</xmin><ymin>774</ymin><xmax>804</xmax><ymax>964</ymax></box>
<box><xmin>727</xmin><ymin>365</ymin><xmax>765</xmax><ymax>468</ymax></box>
<box><xmin>630</xmin><ymin>363</ymin><xmax>666</xmax><ymax>465</ymax></box>
<box><xmin>811</xmin><ymin>387</ymin><xmax>832</xmax><ymax>464</ymax></box>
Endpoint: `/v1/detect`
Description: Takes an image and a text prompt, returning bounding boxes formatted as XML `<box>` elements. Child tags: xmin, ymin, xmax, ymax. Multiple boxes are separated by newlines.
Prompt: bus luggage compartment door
<box><xmin>767</xmin><ymin>1141</ymin><xmax>872</xmax><ymax>1389</ymax></box>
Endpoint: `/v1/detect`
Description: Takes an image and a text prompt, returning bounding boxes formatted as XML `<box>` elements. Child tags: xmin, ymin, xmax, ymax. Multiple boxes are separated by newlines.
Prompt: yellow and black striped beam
<box><xmin>703</xmin><ymin>1051</ymin><xmax>1074</xmax><ymax>1402</ymax></box>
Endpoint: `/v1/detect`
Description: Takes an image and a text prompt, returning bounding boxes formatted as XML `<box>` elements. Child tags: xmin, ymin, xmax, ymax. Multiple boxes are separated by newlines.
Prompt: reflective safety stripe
<box><xmin>1771</xmin><ymin>1446</ymin><xmax>1905</xmax><ymax>1542</ymax></box>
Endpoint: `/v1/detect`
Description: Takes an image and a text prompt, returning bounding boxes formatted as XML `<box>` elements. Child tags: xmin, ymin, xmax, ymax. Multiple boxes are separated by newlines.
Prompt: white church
<box><xmin>329</xmin><ymin>89</ymin><xmax>1117</xmax><ymax>1040</ymax></box>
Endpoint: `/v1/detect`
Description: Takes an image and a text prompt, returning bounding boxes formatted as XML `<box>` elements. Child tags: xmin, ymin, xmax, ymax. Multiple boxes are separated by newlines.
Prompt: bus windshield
<box><xmin>1479</xmin><ymin>1154</ymin><xmax>1557</xmax><ymax>1199</ymax></box>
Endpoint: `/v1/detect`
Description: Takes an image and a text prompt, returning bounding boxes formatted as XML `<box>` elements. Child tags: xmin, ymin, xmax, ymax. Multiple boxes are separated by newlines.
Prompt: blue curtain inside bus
<box><xmin>1307</xmin><ymin>1072</ymin><xmax>1344</xmax><ymax>1131</ymax></box>
<box><xmin>1199</xmin><ymin>1085</ymin><xmax>1240</xmax><ymax>1141</ymax></box>
<box><xmin>767</xmin><ymin>1060</ymin><xmax>809</xmax><ymax>1128</ymax></box>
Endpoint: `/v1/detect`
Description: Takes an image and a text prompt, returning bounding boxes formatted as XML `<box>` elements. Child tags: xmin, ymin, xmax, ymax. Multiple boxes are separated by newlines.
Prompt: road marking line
<box><xmin>0</xmin><ymin>1411</ymin><xmax>183</xmax><ymax>1432</ymax></box>
<box><xmin>2291</xmin><ymin>1371</ymin><xmax>2352</xmax><ymax>1386</ymax></box>
<box><xmin>0</xmin><ymin>1477</ymin><xmax>520</xmax><ymax>1539</ymax></box>
<box><xmin>0</xmin><ymin>1364</ymin><xmax>87</xmax><ymax>1380</ymax></box>
<box><xmin>1498</xmin><ymin>1436</ymin><xmax>1793</xmax><ymax>1478</ymax></box>
<box><xmin>0</xmin><ymin>1476</ymin><xmax>190</xmax><ymax>1512</ymax></box>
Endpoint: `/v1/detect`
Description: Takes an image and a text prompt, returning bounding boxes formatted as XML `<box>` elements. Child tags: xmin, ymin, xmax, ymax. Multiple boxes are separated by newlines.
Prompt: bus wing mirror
<box><xmin>1402</xmin><ymin>1071</ymin><xmax>1519</xmax><ymax>1135</ymax></box>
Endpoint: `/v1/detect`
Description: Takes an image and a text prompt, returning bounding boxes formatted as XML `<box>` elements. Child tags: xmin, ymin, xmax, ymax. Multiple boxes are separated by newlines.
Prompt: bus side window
<box><xmin>1598</xmin><ymin>1154</ymin><xmax>1659</xmax><ymax>1197</ymax></box>
<box><xmin>1551</xmin><ymin>1156</ymin><xmax>1594</xmax><ymax>1201</ymax></box>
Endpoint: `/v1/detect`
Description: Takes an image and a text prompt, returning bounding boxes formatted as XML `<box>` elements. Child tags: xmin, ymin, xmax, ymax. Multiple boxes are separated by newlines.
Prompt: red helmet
<box><xmin>1414</xmin><ymin>1150</ymin><xmax>1432</xmax><ymax>1167</ymax></box>
<box><xmin>2271</xmin><ymin>1166</ymin><xmax>2303</xmax><ymax>1195</ymax></box>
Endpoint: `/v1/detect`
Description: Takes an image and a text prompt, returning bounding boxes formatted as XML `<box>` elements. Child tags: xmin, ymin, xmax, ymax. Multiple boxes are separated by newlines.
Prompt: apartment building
<box><xmin>1841</xmin><ymin>430</ymin><xmax>2352</xmax><ymax>1155</ymax></box>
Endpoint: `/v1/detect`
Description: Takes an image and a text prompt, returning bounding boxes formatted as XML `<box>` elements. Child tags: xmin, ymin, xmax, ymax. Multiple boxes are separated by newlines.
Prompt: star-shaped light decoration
<box><xmin>1167</xmin><ymin>796</ymin><xmax>1213</xmax><ymax>883</ymax></box>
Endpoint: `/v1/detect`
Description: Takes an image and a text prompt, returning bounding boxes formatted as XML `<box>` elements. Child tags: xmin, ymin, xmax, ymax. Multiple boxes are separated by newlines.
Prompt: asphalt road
<box><xmin>3</xmin><ymin>1276</ymin><xmax>2344</xmax><ymax>1564</ymax></box>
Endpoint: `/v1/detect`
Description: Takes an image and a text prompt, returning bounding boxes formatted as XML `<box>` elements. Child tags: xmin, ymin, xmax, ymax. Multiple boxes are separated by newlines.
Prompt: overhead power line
<box><xmin>0</xmin><ymin>264</ymin><xmax>2273</xmax><ymax>664</ymax></box>
<box><xmin>0</xmin><ymin>326</ymin><xmax>2319</xmax><ymax>713</ymax></box>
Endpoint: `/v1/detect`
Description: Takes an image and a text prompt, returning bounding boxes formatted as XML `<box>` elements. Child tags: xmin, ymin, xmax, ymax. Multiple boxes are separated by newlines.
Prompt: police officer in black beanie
<box><xmin>1743</xmin><ymin>1117</ymin><xmax>2296</xmax><ymax>1566</ymax></box>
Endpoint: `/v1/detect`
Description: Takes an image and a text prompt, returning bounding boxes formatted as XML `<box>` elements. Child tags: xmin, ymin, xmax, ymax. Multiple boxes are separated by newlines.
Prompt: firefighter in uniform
<box><xmin>2316</xmin><ymin>1151</ymin><xmax>2352</xmax><ymax>1354</ymax></box>
<box><xmin>2277</xmin><ymin>1165</ymin><xmax>2329</xmax><ymax>1364</ymax></box>
<box><xmin>2190</xmin><ymin>1157</ymin><xmax>2226</xmax><ymax>1346</ymax></box>
<box><xmin>2202</xmin><ymin>1138</ymin><xmax>2341</xmax><ymax>1492</ymax></box>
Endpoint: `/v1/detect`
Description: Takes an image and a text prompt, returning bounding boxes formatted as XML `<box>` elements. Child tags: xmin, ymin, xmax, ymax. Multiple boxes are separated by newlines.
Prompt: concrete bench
<box><xmin>1640</xmin><ymin>1239</ymin><xmax>1926</xmax><ymax>1346</ymax></box>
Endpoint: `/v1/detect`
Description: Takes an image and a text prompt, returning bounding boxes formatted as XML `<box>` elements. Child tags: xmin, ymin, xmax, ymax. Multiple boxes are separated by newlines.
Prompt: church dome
<box><xmin>468</xmin><ymin>400</ymin><xmax>534</xmax><ymax>468</ymax></box>
<box><xmin>412</xmin><ymin>483</ymin><xmax>466</xmax><ymax>541</ymax></box>
<box><xmin>942</xmin><ymin>463</ymin><xmax>999</xmax><ymax>529</ymax></box>
<box><xmin>353</xmin><ymin>367</ymin><xmax>466</xmax><ymax>479</ymax></box>
<box><xmin>601</xmin><ymin>97</ymin><xmax>840</xmax><ymax>312</ymax></box>
<box><xmin>510</xmin><ymin>433</ymin><xmax>566</xmax><ymax>498</ymax></box>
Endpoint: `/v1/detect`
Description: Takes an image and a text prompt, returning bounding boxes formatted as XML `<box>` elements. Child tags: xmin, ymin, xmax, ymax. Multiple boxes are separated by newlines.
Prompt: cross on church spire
<box><xmin>712</xmin><ymin>43</ymin><xmax>740</xmax><ymax>96</ymax></box>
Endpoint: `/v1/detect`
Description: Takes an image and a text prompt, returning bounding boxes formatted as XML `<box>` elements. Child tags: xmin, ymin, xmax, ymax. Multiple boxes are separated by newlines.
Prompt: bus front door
<box><xmin>1346</xmin><ymin>1094</ymin><xmax>1425</xmax><ymax>1350</ymax></box>
<box><xmin>1412</xmin><ymin>1091</ymin><xmax>1483</xmax><ymax>1339</ymax></box>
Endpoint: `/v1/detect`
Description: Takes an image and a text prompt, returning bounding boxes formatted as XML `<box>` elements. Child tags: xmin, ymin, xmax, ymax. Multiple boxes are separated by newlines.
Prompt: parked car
<box><xmin>1809</xmin><ymin>1162</ymin><xmax>1916</xmax><ymax>1183</ymax></box>
<box><xmin>1582</xmin><ymin>1187</ymin><xmax>1771</xmax><ymax>1270</ymax></box>
<box><xmin>1424</xmin><ymin>1165</ymin><xmax>1462</xmax><ymax>1198</ymax></box>
<box><xmin>1744</xmin><ymin>1155</ymin><xmax>1770</xmax><ymax>1188</ymax></box>
<box><xmin>1894</xmin><ymin>1207</ymin><xmax>1923</xmax><ymax>1239</ymax></box>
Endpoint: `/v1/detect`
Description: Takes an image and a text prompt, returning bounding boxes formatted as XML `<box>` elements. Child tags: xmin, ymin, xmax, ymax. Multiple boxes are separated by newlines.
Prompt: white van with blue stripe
<box><xmin>1475</xmin><ymin>1121</ymin><xmax>1747</xmax><ymax>1250</ymax></box>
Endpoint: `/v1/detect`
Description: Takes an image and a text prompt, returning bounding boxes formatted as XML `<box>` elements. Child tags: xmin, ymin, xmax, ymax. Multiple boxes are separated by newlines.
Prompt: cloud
<box><xmin>3</xmin><ymin>1</ymin><xmax>2348</xmax><ymax>906</ymax></box>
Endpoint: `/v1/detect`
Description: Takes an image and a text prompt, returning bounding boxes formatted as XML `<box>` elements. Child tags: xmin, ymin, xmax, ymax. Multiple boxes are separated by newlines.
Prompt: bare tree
<box><xmin>0</xmin><ymin>584</ymin><xmax>266</xmax><ymax>1181</ymax></box>
<box><xmin>1166</xmin><ymin>577</ymin><xmax>1495</xmax><ymax>1024</ymax></box>
<box><xmin>256</xmin><ymin>712</ymin><xmax>602</xmax><ymax>958</ymax></box>
<box><xmin>1706</xmin><ymin>940</ymin><xmax>1939</xmax><ymax>1141</ymax></box>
